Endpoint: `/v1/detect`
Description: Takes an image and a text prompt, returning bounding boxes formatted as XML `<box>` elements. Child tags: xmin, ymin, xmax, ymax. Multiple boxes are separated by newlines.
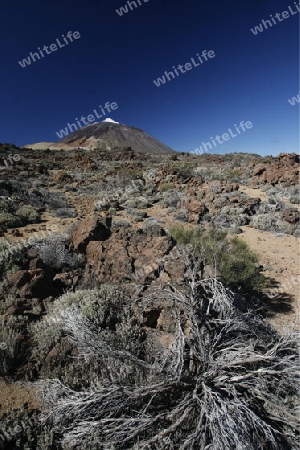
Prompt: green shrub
<box><xmin>123</xmin><ymin>197</ymin><xmax>149</xmax><ymax>209</ymax></box>
<box><xmin>16</xmin><ymin>204</ymin><xmax>39</xmax><ymax>223</ymax></box>
<box><xmin>169</xmin><ymin>225</ymin><xmax>266</xmax><ymax>292</ymax></box>
<box><xmin>218</xmin><ymin>237</ymin><xmax>264</xmax><ymax>290</ymax></box>
<box><xmin>0</xmin><ymin>212</ymin><xmax>23</xmax><ymax>230</ymax></box>
<box><xmin>159</xmin><ymin>182</ymin><xmax>175</xmax><ymax>192</ymax></box>
<box><xmin>31</xmin><ymin>318</ymin><xmax>64</xmax><ymax>365</ymax></box>
<box><xmin>172</xmin><ymin>161</ymin><xmax>194</xmax><ymax>179</ymax></box>
<box><xmin>169</xmin><ymin>224</ymin><xmax>202</xmax><ymax>246</ymax></box>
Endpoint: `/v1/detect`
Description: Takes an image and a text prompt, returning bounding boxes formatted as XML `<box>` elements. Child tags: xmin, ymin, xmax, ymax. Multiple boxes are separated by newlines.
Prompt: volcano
<box><xmin>24</xmin><ymin>120</ymin><xmax>176</xmax><ymax>155</ymax></box>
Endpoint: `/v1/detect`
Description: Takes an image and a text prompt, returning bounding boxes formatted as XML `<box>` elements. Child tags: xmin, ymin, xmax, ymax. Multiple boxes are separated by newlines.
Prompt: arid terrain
<box><xmin>0</xmin><ymin>142</ymin><xmax>299</xmax><ymax>449</ymax></box>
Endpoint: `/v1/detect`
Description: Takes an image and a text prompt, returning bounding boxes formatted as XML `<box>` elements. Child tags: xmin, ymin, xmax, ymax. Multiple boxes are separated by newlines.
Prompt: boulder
<box><xmin>70</xmin><ymin>216</ymin><xmax>110</xmax><ymax>252</ymax></box>
<box><xmin>7</xmin><ymin>269</ymin><xmax>62</xmax><ymax>300</ymax></box>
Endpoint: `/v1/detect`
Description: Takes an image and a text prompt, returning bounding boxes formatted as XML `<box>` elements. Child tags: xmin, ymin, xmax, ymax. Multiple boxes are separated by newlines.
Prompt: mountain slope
<box><xmin>24</xmin><ymin>121</ymin><xmax>176</xmax><ymax>154</ymax></box>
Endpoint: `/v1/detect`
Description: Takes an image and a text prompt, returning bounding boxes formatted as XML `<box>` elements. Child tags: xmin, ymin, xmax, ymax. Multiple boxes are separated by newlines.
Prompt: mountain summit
<box><xmin>24</xmin><ymin>121</ymin><xmax>175</xmax><ymax>154</ymax></box>
<box><xmin>102</xmin><ymin>118</ymin><xmax>119</xmax><ymax>123</ymax></box>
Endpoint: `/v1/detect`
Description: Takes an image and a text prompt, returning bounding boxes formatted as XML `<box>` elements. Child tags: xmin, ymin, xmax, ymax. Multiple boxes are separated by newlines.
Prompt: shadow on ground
<box><xmin>255</xmin><ymin>277</ymin><xmax>295</xmax><ymax>318</ymax></box>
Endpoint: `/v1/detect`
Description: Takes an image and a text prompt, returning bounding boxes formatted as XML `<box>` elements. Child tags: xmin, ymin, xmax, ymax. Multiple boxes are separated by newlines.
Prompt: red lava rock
<box><xmin>253</xmin><ymin>164</ymin><xmax>266</xmax><ymax>176</ymax></box>
<box><xmin>282</xmin><ymin>208</ymin><xmax>299</xmax><ymax>224</ymax></box>
<box><xmin>70</xmin><ymin>216</ymin><xmax>110</xmax><ymax>252</ymax></box>
<box><xmin>7</xmin><ymin>269</ymin><xmax>61</xmax><ymax>299</ymax></box>
<box><xmin>252</xmin><ymin>153</ymin><xmax>299</xmax><ymax>186</ymax></box>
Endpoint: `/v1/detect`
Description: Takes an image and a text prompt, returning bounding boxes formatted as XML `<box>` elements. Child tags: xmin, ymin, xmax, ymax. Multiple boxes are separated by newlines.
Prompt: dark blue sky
<box><xmin>0</xmin><ymin>0</ymin><xmax>299</xmax><ymax>155</ymax></box>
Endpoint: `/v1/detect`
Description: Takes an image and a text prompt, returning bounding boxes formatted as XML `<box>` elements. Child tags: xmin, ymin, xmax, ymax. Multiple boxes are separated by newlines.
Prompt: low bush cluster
<box><xmin>159</xmin><ymin>182</ymin><xmax>175</xmax><ymax>192</ymax></box>
<box><xmin>169</xmin><ymin>225</ymin><xmax>266</xmax><ymax>293</ymax></box>
<box><xmin>15</xmin><ymin>204</ymin><xmax>40</xmax><ymax>223</ymax></box>
<box><xmin>111</xmin><ymin>218</ymin><xmax>131</xmax><ymax>229</ymax></box>
<box><xmin>53</xmin><ymin>208</ymin><xmax>77</xmax><ymax>218</ymax></box>
<box><xmin>123</xmin><ymin>196</ymin><xmax>150</xmax><ymax>209</ymax></box>
<box><xmin>250</xmin><ymin>214</ymin><xmax>297</xmax><ymax>235</ymax></box>
<box><xmin>0</xmin><ymin>212</ymin><xmax>23</xmax><ymax>230</ymax></box>
<box><xmin>32</xmin><ymin>235</ymin><xmax>77</xmax><ymax>269</ymax></box>
<box><xmin>31</xmin><ymin>285</ymin><xmax>143</xmax><ymax>388</ymax></box>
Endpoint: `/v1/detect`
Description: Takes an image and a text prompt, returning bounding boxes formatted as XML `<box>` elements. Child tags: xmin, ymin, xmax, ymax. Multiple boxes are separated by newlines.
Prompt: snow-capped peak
<box><xmin>102</xmin><ymin>118</ymin><xmax>119</xmax><ymax>123</ymax></box>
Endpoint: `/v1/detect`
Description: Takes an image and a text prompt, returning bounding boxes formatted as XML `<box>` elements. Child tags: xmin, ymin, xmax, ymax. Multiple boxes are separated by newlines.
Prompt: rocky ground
<box><xmin>0</xmin><ymin>144</ymin><xmax>299</xmax><ymax>448</ymax></box>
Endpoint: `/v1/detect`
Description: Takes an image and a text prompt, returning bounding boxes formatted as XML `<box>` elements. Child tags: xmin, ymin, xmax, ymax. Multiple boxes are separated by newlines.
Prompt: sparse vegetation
<box><xmin>0</xmin><ymin>146</ymin><xmax>298</xmax><ymax>449</ymax></box>
<box><xmin>54</xmin><ymin>207</ymin><xmax>77</xmax><ymax>218</ymax></box>
<box><xmin>172</xmin><ymin>161</ymin><xmax>194</xmax><ymax>179</ymax></box>
<box><xmin>111</xmin><ymin>218</ymin><xmax>130</xmax><ymax>229</ymax></box>
<box><xmin>16</xmin><ymin>204</ymin><xmax>40</xmax><ymax>223</ymax></box>
<box><xmin>123</xmin><ymin>196</ymin><xmax>149</xmax><ymax>209</ymax></box>
<box><xmin>159</xmin><ymin>182</ymin><xmax>175</xmax><ymax>192</ymax></box>
<box><xmin>170</xmin><ymin>225</ymin><xmax>266</xmax><ymax>292</ymax></box>
<box><xmin>31</xmin><ymin>286</ymin><xmax>144</xmax><ymax>386</ymax></box>
<box><xmin>32</xmin><ymin>235</ymin><xmax>77</xmax><ymax>269</ymax></box>
<box><xmin>0</xmin><ymin>212</ymin><xmax>23</xmax><ymax>230</ymax></box>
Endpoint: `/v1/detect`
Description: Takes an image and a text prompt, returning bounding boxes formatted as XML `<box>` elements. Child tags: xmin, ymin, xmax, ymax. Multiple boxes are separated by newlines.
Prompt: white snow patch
<box><xmin>102</xmin><ymin>118</ymin><xmax>119</xmax><ymax>123</ymax></box>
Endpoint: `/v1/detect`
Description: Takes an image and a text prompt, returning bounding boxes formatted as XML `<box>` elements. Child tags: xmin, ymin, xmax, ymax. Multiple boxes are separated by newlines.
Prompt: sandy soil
<box><xmin>239</xmin><ymin>226</ymin><xmax>299</xmax><ymax>333</ymax></box>
<box><xmin>238</xmin><ymin>185</ymin><xmax>299</xmax><ymax>333</ymax></box>
<box><xmin>0</xmin><ymin>381</ymin><xmax>40</xmax><ymax>418</ymax></box>
<box><xmin>239</xmin><ymin>185</ymin><xmax>268</xmax><ymax>202</ymax></box>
